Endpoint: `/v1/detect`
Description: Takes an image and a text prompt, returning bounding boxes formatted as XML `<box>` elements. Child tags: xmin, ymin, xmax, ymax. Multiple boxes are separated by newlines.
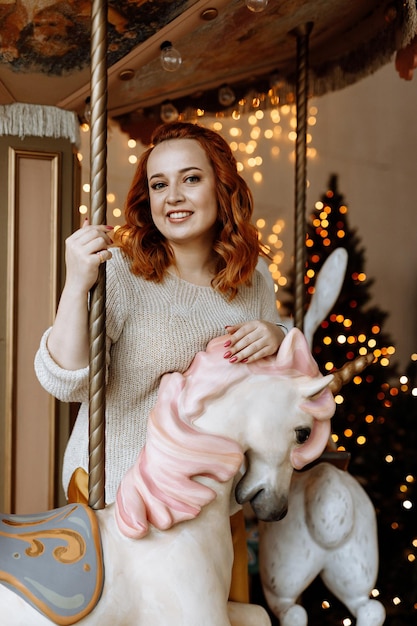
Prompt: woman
<box><xmin>35</xmin><ymin>121</ymin><xmax>286</xmax><ymax>600</ymax></box>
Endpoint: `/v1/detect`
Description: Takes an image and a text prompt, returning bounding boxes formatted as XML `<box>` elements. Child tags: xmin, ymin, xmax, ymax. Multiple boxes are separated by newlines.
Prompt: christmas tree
<box><xmin>258</xmin><ymin>175</ymin><xmax>417</xmax><ymax>625</ymax></box>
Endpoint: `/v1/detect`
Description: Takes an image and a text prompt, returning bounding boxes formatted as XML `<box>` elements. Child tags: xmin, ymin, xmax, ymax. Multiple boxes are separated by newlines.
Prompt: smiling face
<box><xmin>147</xmin><ymin>138</ymin><xmax>219</xmax><ymax>250</ymax></box>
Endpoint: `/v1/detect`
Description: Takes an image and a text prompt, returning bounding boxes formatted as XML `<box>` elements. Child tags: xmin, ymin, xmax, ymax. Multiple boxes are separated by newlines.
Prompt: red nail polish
<box><xmin>242</xmin><ymin>358</ymin><xmax>248</xmax><ymax>363</ymax></box>
<box><xmin>224</xmin><ymin>340</ymin><xmax>231</xmax><ymax>348</ymax></box>
<box><xmin>224</xmin><ymin>351</ymin><xmax>231</xmax><ymax>359</ymax></box>
<box><xmin>229</xmin><ymin>356</ymin><xmax>238</xmax><ymax>363</ymax></box>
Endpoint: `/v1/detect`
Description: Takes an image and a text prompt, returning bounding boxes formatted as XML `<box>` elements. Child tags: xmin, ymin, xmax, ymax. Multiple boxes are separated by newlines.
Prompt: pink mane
<box><xmin>115</xmin><ymin>329</ymin><xmax>335</xmax><ymax>539</ymax></box>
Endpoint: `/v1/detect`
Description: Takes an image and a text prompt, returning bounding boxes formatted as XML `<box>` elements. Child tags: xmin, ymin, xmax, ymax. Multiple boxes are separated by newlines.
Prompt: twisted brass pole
<box><xmin>88</xmin><ymin>0</ymin><xmax>107</xmax><ymax>510</ymax></box>
<box><xmin>293</xmin><ymin>23</ymin><xmax>313</xmax><ymax>330</ymax></box>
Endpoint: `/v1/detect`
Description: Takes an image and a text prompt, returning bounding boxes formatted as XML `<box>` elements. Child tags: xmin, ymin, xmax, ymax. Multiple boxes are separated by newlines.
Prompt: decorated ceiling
<box><xmin>0</xmin><ymin>0</ymin><xmax>416</xmax><ymax>133</ymax></box>
<box><xmin>0</xmin><ymin>0</ymin><xmax>189</xmax><ymax>74</ymax></box>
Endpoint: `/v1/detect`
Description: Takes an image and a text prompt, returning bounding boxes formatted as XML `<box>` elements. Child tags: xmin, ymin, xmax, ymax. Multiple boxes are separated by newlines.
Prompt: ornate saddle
<box><xmin>0</xmin><ymin>503</ymin><xmax>104</xmax><ymax>625</ymax></box>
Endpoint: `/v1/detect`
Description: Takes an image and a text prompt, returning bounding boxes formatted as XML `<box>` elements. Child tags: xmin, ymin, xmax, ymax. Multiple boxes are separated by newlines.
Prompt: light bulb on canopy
<box><xmin>218</xmin><ymin>84</ymin><xmax>236</xmax><ymax>107</ymax></box>
<box><xmin>83</xmin><ymin>97</ymin><xmax>91</xmax><ymax>124</ymax></box>
<box><xmin>160</xmin><ymin>101</ymin><xmax>179</xmax><ymax>123</ymax></box>
<box><xmin>245</xmin><ymin>0</ymin><xmax>269</xmax><ymax>12</ymax></box>
<box><xmin>160</xmin><ymin>41</ymin><xmax>182</xmax><ymax>72</ymax></box>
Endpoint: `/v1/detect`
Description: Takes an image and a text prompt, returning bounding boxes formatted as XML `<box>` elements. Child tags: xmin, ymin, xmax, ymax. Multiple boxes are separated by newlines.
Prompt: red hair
<box><xmin>114</xmin><ymin>122</ymin><xmax>263</xmax><ymax>298</ymax></box>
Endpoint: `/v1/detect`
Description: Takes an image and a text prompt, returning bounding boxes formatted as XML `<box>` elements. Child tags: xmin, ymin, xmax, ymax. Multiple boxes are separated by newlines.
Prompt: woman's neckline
<box><xmin>165</xmin><ymin>269</ymin><xmax>214</xmax><ymax>288</ymax></box>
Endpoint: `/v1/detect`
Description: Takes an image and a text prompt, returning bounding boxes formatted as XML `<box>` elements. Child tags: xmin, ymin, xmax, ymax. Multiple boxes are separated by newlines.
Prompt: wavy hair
<box><xmin>114</xmin><ymin>122</ymin><xmax>263</xmax><ymax>299</ymax></box>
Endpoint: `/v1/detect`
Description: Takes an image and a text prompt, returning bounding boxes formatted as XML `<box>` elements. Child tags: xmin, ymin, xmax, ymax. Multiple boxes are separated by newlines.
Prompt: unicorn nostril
<box><xmin>250</xmin><ymin>488</ymin><xmax>265</xmax><ymax>505</ymax></box>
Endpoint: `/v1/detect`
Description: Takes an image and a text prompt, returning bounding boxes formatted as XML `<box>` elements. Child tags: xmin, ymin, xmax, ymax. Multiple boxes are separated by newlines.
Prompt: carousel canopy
<box><xmin>0</xmin><ymin>0</ymin><xmax>416</xmax><ymax>139</ymax></box>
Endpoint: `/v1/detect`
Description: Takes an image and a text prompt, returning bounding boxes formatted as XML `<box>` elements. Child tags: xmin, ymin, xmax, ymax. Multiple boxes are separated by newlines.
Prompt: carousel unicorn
<box><xmin>0</xmin><ymin>327</ymin><xmax>337</xmax><ymax>626</ymax></box>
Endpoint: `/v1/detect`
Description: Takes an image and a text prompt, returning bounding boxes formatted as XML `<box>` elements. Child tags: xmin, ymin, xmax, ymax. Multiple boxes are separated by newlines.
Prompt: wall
<box><xmin>304</xmin><ymin>63</ymin><xmax>417</xmax><ymax>374</ymax></box>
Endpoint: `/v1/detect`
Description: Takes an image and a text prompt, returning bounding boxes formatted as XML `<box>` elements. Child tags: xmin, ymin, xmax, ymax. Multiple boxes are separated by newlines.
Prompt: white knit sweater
<box><xmin>35</xmin><ymin>248</ymin><xmax>280</xmax><ymax>503</ymax></box>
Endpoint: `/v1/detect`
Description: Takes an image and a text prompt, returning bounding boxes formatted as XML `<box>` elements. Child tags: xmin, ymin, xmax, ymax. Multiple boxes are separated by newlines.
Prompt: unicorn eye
<box><xmin>295</xmin><ymin>427</ymin><xmax>311</xmax><ymax>444</ymax></box>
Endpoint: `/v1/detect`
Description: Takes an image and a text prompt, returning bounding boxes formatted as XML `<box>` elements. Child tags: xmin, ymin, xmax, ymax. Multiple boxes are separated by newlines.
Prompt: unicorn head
<box><xmin>115</xmin><ymin>329</ymin><xmax>336</xmax><ymax>537</ymax></box>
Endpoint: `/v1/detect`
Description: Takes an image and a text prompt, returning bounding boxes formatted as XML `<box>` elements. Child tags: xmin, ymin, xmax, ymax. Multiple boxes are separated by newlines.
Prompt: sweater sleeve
<box><xmin>34</xmin><ymin>250</ymin><xmax>126</xmax><ymax>403</ymax></box>
<box><xmin>34</xmin><ymin>327</ymin><xmax>90</xmax><ymax>402</ymax></box>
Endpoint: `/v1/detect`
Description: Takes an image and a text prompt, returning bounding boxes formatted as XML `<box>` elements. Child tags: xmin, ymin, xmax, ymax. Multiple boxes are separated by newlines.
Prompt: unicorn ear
<box><xmin>291</xmin><ymin>373</ymin><xmax>336</xmax><ymax>470</ymax></box>
<box><xmin>275</xmin><ymin>327</ymin><xmax>320</xmax><ymax>377</ymax></box>
<box><xmin>303</xmin><ymin>248</ymin><xmax>348</xmax><ymax>349</ymax></box>
<box><xmin>300</xmin><ymin>373</ymin><xmax>334</xmax><ymax>397</ymax></box>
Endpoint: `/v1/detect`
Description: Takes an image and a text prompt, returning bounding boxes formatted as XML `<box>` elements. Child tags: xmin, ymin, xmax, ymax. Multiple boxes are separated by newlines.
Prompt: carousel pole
<box><xmin>293</xmin><ymin>22</ymin><xmax>313</xmax><ymax>330</ymax></box>
<box><xmin>292</xmin><ymin>25</ymin><xmax>350</xmax><ymax>471</ymax></box>
<box><xmin>88</xmin><ymin>0</ymin><xmax>108</xmax><ymax>510</ymax></box>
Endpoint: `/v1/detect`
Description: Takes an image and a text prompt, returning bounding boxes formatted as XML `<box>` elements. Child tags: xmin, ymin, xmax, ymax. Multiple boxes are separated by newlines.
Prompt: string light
<box><xmin>257</xmin><ymin>217</ymin><xmax>288</xmax><ymax>310</ymax></box>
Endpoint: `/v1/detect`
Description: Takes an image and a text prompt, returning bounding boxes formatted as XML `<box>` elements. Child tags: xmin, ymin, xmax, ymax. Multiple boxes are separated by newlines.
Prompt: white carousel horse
<box><xmin>0</xmin><ymin>328</ymin><xmax>337</xmax><ymax>626</ymax></box>
<box><xmin>259</xmin><ymin>462</ymin><xmax>386</xmax><ymax>626</ymax></box>
<box><xmin>258</xmin><ymin>247</ymin><xmax>385</xmax><ymax>625</ymax></box>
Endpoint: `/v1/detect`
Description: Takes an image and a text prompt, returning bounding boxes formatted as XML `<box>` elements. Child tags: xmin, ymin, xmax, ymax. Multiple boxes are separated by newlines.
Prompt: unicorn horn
<box><xmin>328</xmin><ymin>353</ymin><xmax>375</xmax><ymax>394</ymax></box>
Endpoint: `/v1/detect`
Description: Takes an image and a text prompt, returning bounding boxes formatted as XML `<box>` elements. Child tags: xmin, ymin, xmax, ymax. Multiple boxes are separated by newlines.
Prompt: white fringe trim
<box><xmin>0</xmin><ymin>103</ymin><xmax>80</xmax><ymax>147</ymax></box>
<box><xmin>274</xmin><ymin>0</ymin><xmax>417</xmax><ymax>100</ymax></box>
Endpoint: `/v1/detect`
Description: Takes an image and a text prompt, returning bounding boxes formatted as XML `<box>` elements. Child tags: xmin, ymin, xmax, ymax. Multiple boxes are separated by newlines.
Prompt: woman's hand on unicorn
<box><xmin>223</xmin><ymin>320</ymin><xmax>285</xmax><ymax>363</ymax></box>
